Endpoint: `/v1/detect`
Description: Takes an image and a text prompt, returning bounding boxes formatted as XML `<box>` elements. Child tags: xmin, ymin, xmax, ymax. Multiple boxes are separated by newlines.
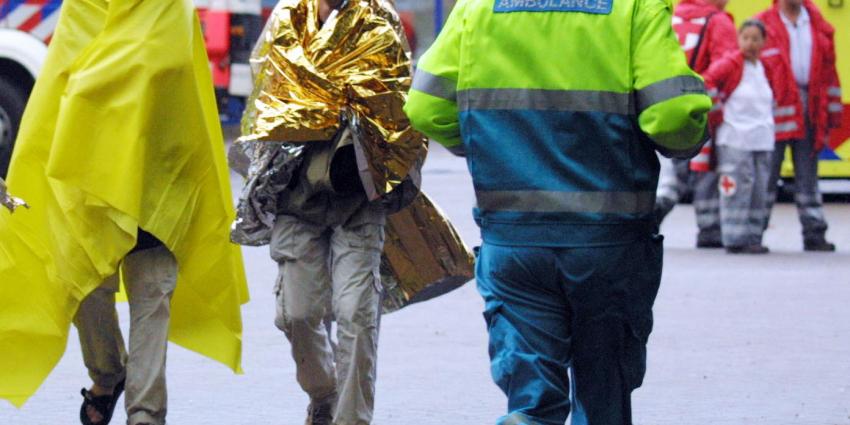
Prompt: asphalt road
<box><xmin>3</xmin><ymin>144</ymin><xmax>849</xmax><ymax>424</ymax></box>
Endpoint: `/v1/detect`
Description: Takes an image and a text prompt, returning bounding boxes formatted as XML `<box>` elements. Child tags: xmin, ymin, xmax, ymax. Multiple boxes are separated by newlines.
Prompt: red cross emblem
<box><xmin>719</xmin><ymin>175</ymin><xmax>737</xmax><ymax>197</ymax></box>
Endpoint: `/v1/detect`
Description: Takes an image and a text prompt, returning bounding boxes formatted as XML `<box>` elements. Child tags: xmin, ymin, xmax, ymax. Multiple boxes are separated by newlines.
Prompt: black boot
<box><xmin>804</xmin><ymin>239</ymin><xmax>836</xmax><ymax>252</ymax></box>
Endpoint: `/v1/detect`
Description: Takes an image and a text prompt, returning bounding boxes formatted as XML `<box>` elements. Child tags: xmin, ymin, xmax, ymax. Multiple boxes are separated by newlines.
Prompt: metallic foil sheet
<box><xmin>230</xmin><ymin>141</ymin><xmax>305</xmax><ymax>246</ymax></box>
<box><xmin>231</xmin><ymin>0</ymin><xmax>471</xmax><ymax>311</ymax></box>
<box><xmin>229</xmin><ymin>141</ymin><xmax>474</xmax><ymax>312</ymax></box>
<box><xmin>239</xmin><ymin>0</ymin><xmax>427</xmax><ymax>202</ymax></box>
<box><xmin>0</xmin><ymin>177</ymin><xmax>27</xmax><ymax>212</ymax></box>
<box><xmin>380</xmin><ymin>193</ymin><xmax>475</xmax><ymax>313</ymax></box>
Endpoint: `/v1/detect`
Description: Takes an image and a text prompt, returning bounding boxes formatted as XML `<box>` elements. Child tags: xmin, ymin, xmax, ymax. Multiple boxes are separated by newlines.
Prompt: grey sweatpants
<box><xmin>717</xmin><ymin>146</ymin><xmax>772</xmax><ymax>248</ymax></box>
<box><xmin>656</xmin><ymin>154</ymin><xmax>680</xmax><ymax>204</ymax></box>
<box><xmin>765</xmin><ymin>86</ymin><xmax>830</xmax><ymax>243</ymax></box>
<box><xmin>765</xmin><ymin>140</ymin><xmax>829</xmax><ymax>244</ymax></box>
<box><xmin>74</xmin><ymin>246</ymin><xmax>178</xmax><ymax>425</ymax></box>
<box><xmin>693</xmin><ymin>170</ymin><xmax>722</xmax><ymax>245</ymax></box>
<box><xmin>270</xmin><ymin>206</ymin><xmax>385</xmax><ymax>425</ymax></box>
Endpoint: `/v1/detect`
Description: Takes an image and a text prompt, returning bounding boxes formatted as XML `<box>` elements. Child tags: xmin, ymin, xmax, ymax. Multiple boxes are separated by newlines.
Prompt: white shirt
<box><xmin>780</xmin><ymin>7</ymin><xmax>813</xmax><ymax>87</ymax></box>
<box><xmin>717</xmin><ymin>60</ymin><xmax>776</xmax><ymax>151</ymax></box>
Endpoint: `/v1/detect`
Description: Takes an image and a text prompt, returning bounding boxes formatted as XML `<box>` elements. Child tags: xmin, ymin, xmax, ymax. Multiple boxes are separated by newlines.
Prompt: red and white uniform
<box><xmin>703</xmin><ymin>50</ymin><xmax>805</xmax><ymax>143</ymax></box>
<box><xmin>673</xmin><ymin>0</ymin><xmax>738</xmax><ymax>171</ymax></box>
<box><xmin>673</xmin><ymin>0</ymin><xmax>737</xmax><ymax>75</ymax></box>
<box><xmin>757</xmin><ymin>0</ymin><xmax>843</xmax><ymax>150</ymax></box>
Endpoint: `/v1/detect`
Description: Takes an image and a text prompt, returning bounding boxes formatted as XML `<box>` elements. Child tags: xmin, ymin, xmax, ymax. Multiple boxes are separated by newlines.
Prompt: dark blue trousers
<box><xmin>476</xmin><ymin>236</ymin><xmax>663</xmax><ymax>425</ymax></box>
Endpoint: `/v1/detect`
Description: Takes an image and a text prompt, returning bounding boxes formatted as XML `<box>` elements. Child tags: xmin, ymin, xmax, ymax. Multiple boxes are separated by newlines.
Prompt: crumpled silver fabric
<box><xmin>229</xmin><ymin>141</ymin><xmax>305</xmax><ymax>246</ymax></box>
<box><xmin>0</xmin><ymin>177</ymin><xmax>28</xmax><ymax>212</ymax></box>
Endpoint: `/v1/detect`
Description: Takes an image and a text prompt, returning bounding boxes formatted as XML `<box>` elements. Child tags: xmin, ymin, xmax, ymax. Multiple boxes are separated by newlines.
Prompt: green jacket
<box><xmin>405</xmin><ymin>0</ymin><xmax>711</xmax><ymax>247</ymax></box>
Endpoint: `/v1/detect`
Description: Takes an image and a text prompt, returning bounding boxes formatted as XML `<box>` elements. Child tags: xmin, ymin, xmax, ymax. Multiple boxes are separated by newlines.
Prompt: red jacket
<box><xmin>703</xmin><ymin>51</ymin><xmax>805</xmax><ymax>143</ymax></box>
<box><xmin>674</xmin><ymin>0</ymin><xmax>737</xmax><ymax>171</ymax></box>
<box><xmin>757</xmin><ymin>0</ymin><xmax>843</xmax><ymax>150</ymax></box>
<box><xmin>673</xmin><ymin>0</ymin><xmax>738</xmax><ymax>75</ymax></box>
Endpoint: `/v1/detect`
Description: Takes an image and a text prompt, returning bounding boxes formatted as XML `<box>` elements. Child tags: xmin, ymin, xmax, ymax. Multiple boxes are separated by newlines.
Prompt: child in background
<box><xmin>704</xmin><ymin>19</ymin><xmax>804</xmax><ymax>254</ymax></box>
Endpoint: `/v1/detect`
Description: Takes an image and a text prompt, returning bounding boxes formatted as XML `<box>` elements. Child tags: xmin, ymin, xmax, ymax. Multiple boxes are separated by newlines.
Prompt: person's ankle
<box><xmin>89</xmin><ymin>383</ymin><xmax>113</xmax><ymax>396</ymax></box>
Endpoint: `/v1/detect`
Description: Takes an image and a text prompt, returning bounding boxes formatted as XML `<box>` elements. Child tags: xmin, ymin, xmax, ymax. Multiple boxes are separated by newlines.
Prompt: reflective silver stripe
<box><xmin>636</xmin><ymin>75</ymin><xmax>707</xmax><ymax>113</ymax></box>
<box><xmin>707</xmin><ymin>88</ymin><xmax>719</xmax><ymax>98</ymax></box>
<box><xmin>457</xmin><ymin>88</ymin><xmax>634</xmax><ymax>115</ymax></box>
<box><xmin>412</xmin><ymin>68</ymin><xmax>457</xmax><ymax>101</ymax></box>
<box><xmin>693</xmin><ymin>199</ymin><xmax>720</xmax><ymax>210</ymax></box>
<box><xmin>828</xmin><ymin>102</ymin><xmax>843</xmax><ymax>113</ymax></box>
<box><xmin>762</xmin><ymin>48</ymin><xmax>781</xmax><ymax>57</ymax></box>
<box><xmin>828</xmin><ymin>87</ymin><xmax>842</xmax><ymax>97</ymax></box>
<box><xmin>710</xmin><ymin>103</ymin><xmax>722</xmax><ymax>112</ymax></box>
<box><xmin>774</xmin><ymin>106</ymin><xmax>796</xmax><ymax>117</ymax></box>
<box><xmin>776</xmin><ymin>121</ymin><xmax>799</xmax><ymax>133</ymax></box>
<box><xmin>476</xmin><ymin>190</ymin><xmax>654</xmax><ymax>214</ymax></box>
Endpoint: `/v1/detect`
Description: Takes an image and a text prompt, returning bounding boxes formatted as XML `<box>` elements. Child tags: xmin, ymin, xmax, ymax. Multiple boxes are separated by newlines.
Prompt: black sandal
<box><xmin>79</xmin><ymin>379</ymin><xmax>125</xmax><ymax>425</ymax></box>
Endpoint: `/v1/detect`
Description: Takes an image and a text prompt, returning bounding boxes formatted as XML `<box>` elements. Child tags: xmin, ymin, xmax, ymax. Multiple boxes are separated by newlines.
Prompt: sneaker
<box><xmin>305</xmin><ymin>393</ymin><xmax>336</xmax><ymax>425</ymax></box>
<box><xmin>697</xmin><ymin>240</ymin><xmax>723</xmax><ymax>249</ymax></box>
<box><xmin>726</xmin><ymin>245</ymin><xmax>769</xmax><ymax>254</ymax></box>
<box><xmin>804</xmin><ymin>240</ymin><xmax>836</xmax><ymax>252</ymax></box>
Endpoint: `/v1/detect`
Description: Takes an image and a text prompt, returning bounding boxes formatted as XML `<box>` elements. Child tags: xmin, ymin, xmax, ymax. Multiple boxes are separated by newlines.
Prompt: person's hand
<box><xmin>0</xmin><ymin>178</ymin><xmax>28</xmax><ymax>212</ymax></box>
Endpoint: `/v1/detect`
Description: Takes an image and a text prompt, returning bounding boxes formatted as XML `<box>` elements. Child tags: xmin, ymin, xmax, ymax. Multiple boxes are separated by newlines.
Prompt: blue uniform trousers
<box><xmin>476</xmin><ymin>236</ymin><xmax>663</xmax><ymax>425</ymax></box>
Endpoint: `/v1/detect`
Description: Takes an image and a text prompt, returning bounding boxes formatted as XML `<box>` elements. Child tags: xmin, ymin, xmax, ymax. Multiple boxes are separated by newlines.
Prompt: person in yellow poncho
<box><xmin>0</xmin><ymin>0</ymin><xmax>248</xmax><ymax>424</ymax></box>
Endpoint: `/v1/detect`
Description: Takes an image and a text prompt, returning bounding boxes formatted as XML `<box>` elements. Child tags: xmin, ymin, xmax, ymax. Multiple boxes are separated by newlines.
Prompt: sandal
<box><xmin>79</xmin><ymin>379</ymin><xmax>125</xmax><ymax>425</ymax></box>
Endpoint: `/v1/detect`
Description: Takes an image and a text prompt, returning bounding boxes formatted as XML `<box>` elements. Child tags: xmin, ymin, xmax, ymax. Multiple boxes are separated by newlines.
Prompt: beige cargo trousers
<box><xmin>74</xmin><ymin>246</ymin><xmax>178</xmax><ymax>425</ymax></box>
<box><xmin>270</xmin><ymin>206</ymin><xmax>385</xmax><ymax>425</ymax></box>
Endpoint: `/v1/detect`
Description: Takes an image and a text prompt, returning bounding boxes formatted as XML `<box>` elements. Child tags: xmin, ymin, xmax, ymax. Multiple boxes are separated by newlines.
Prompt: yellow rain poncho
<box><xmin>0</xmin><ymin>0</ymin><xmax>248</xmax><ymax>407</ymax></box>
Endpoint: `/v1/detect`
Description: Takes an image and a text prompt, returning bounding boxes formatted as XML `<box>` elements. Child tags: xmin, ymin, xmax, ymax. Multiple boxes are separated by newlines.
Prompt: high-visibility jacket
<box><xmin>757</xmin><ymin>0</ymin><xmax>843</xmax><ymax>150</ymax></box>
<box><xmin>704</xmin><ymin>50</ymin><xmax>805</xmax><ymax>142</ymax></box>
<box><xmin>404</xmin><ymin>0</ymin><xmax>711</xmax><ymax>247</ymax></box>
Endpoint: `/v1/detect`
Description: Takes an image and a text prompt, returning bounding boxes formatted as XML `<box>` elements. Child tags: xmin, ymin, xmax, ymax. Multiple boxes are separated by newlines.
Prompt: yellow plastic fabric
<box><xmin>0</xmin><ymin>0</ymin><xmax>248</xmax><ymax>407</ymax></box>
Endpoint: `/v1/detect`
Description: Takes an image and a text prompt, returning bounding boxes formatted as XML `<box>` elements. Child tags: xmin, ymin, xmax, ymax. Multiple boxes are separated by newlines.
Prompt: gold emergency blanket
<box><xmin>240</xmin><ymin>0</ymin><xmax>427</xmax><ymax>201</ymax></box>
<box><xmin>0</xmin><ymin>177</ymin><xmax>27</xmax><ymax>212</ymax></box>
<box><xmin>232</xmin><ymin>0</ymin><xmax>472</xmax><ymax>312</ymax></box>
<box><xmin>229</xmin><ymin>141</ymin><xmax>474</xmax><ymax>312</ymax></box>
<box><xmin>0</xmin><ymin>0</ymin><xmax>248</xmax><ymax>407</ymax></box>
<box><xmin>380</xmin><ymin>194</ymin><xmax>474</xmax><ymax>312</ymax></box>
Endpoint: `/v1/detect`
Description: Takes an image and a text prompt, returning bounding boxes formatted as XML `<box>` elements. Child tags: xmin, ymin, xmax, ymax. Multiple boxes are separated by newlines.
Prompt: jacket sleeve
<box><xmin>823</xmin><ymin>30</ymin><xmax>843</xmax><ymax>129</ymax></box>
<box><xmin>632</xmin><ymin>0</ymin><xmax>712</xmax><ymax>159</ymax></box>
<box><xmin>705</xmin><ymin>13</ymin><xmax>738</xmax><ymax>66</ymax></box>
<box><xmin>702</xmin><ymin>57</ymin><xmax>731</xmax><ymax>134</ymax></box>
<box><xmin>403</xmin><ymin>1</ymin><xmax>466</xmax><ymax>155</ymax></box>
<box><xmin>763</xmin><ymin>53</ymin><xmax>805</xmax><ymax>141</ymax></box>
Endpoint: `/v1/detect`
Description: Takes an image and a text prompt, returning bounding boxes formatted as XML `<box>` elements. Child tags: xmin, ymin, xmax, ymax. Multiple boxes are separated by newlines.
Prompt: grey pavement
<box><xmin>3</xmin><ymin>144</ymin><xmax>849</xmax><ymax>424</ymax></box>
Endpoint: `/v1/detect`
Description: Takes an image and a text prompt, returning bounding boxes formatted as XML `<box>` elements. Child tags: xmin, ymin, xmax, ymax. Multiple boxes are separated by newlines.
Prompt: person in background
<box><xmin>757</xmin><ymin>0</ymin><xmax>841</xmax><ymax>252</ymax></box>
<box><xmin>405</xmin><ymin>0</ymin><xmax>710</xmax><ymax>423</ymax></box>
<box><xmin>703</xmin><ymin>19</ymin><xmax>804</xmax><ymax>254</ymax></box>
<box><xmin>657</xmin><ymin>0</ymin><xmax>737</xmax><ymax>247</ymax></box>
